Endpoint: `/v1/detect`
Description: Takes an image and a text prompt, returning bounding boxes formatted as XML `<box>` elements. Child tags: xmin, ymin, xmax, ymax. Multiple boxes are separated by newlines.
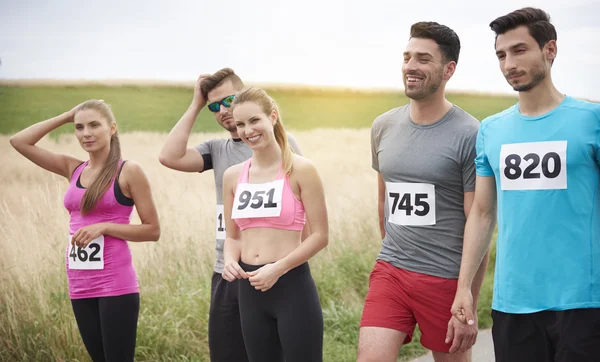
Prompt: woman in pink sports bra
<box><xmin>222</xmin><ymin>87</ymin><xmax>329</xmax><ymax>362</ymax></box>
<box><xmin>10</xmin><ymin>100</ymin><xmax>160</xmax><ymax>362</ymax></box>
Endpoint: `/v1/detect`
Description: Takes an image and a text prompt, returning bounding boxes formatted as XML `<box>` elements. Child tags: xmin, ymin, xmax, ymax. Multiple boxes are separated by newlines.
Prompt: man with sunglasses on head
<box><xmin>159</xmin><ymin>68</ymin><xmax>302</xmax><ymax>362</ymax></box>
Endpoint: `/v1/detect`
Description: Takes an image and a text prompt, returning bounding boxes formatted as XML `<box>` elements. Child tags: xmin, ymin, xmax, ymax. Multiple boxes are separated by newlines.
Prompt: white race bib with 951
<box><xmin>216</xmin><ymin>204</ymin><xmax>226</xmax><ymax>239</ymax></box>
<box><xmin>386</xmin><ymin>182</ymin><xmax>436</xmax><ymax>226</ymax></box>
<box><xmin>500</xmin><ymin>141</ymin><xmax>567</xmax><ymax>191</ymax></box>
<box><xmin>232</xmin><ymin>179</ymin><xmax>284</xmax><ymax>219</ymax></box>
<box><xmin>68</xmin><ymin>235</ymin><xmax>105</xmax><ymax>270</ymax></box>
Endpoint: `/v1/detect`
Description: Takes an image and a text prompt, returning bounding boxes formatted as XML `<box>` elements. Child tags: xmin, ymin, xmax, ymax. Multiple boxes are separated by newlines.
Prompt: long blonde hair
<box><xmin>231</xmin><ymin>87</ymin><xmax>293</xmax><ymax>175</ymax></box>
<box><xmin>75</xmin><ymin>100</ymin><xmax>122</xmax><ymax>215</ymax></box>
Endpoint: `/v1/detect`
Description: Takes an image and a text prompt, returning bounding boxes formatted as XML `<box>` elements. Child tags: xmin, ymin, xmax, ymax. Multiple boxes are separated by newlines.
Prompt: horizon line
<box><xmin>0</xmin><ymin>78</ymin><xmax>523</xmax><ymax>99</ymax></box>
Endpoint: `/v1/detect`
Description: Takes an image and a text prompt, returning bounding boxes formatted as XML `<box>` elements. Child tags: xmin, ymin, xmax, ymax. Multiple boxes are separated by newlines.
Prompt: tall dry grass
<box><xmin>1</xmin><ymin>129</ymin><xmax>401</xmax><ymax>361</ymax></box>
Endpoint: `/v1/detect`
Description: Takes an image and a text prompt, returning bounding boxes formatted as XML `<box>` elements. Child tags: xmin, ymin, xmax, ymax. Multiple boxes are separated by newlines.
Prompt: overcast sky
<box><xmin>1</xmin><ymin>0</ymin><xmax>599</xmax><ymax>100</ymax></box>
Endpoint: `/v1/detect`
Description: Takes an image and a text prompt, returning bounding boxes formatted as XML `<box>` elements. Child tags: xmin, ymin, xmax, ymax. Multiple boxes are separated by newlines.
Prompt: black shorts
<box><xmin>208</xmin><ymin>272</ymin><xmax>249</xmax><ymax>362</ymax></box>
<box><xmin>492</xmin><ymin>308</ymin><xmax>600</xmax><ymax>362</ymax></box>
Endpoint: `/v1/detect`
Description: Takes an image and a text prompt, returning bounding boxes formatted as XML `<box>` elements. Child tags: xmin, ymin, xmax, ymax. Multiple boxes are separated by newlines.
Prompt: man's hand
<box><xmin>446</xmin><ymin>314</ymin><xmax>478</xmax><ymax>353</ymax></box>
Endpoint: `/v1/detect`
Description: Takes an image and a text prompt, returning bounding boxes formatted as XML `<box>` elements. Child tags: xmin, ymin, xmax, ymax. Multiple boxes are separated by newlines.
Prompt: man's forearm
<box><xmin>458</xmin><ymin>206</ymin><xmax>496</xmax><ymax>290</ymax></box>
<box><xmin>470</xmin><ymin>249</ymin><xmax>491</xmax><ymax>307</ymax></box>
<box><xmin>161</xmin><ymin>103</ymin><xmax>202</xmax><ymax>159</ymax></box>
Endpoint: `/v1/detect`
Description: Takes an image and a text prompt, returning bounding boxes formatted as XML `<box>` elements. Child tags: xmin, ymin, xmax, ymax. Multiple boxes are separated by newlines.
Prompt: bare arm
<box><xmin>462</xmin><ymin>191</ymin><xmax>490</xmax><ymax>307</ymax></box>
<box><xmin>273</xmin><ymin>159</ymin><xmax>329</xmax><ymax>275</ymax></box>
<box><xmin>377</xmin><ymin>172</ymin><xmax>386</xmax><ymax>239</ymax></box>
<box><xmin>10</xmin><ymin>108</ymin><xmax>83</xmax><ymax>179</ymax></box>
<box><xmin>222</xmin><ymin>165</ymin><xmax>247</xmax><ymax>281</ymax></box>
<box><xmin>445</xmin><ymin>183</ymin><xmax>495</xmax><ymax>353</ymax></box>
<box><xmin>301</xmin><ymin>222</ymin><xmax>312</xmax><ymax>241</ymax></box>
<box><xmin>158</xmin><ymin>75</ymin><xmax>208</xmax><ymax>172</ymax></box>
<box><xmin>72</xmin><ymin>161</ymin><xmax>161</xmax><ymax>246</ymax></box>
<box><xmin>452</xmin><ymin>175</ymin><xmax>497</xmax><ymax>324</ymax></box>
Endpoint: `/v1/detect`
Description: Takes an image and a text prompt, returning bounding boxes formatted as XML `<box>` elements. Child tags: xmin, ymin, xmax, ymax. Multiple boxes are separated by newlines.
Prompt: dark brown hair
<box><xmin>490</xmin><ymin>7</ymin><xmax>557</xmax><ymax>49</ymax></box>
<box><xmin>410</xmin><ymin>22</ymin><xmax>461</xmax><ymax>64</ymax></box>
<box><xmin>200</xmin><ymin>68</ymin><xmax>245</xmax><ymax>98</ymax></box>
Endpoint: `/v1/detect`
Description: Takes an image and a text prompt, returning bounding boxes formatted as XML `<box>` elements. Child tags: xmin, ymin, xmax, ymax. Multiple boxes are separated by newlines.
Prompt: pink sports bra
<box><xmin>233</xmin><ymin>159</ymin><xmax>306</xmax><ymax>231</ymax></box>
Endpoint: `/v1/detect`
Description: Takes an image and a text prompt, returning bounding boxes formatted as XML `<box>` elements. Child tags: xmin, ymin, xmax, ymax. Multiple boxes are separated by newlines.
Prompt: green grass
<box><xmin>0</xmin><ymin>241</ymin><xmax>497</xmax><ymax>362</ymax></box>
<box><xmin>0</xmin><ymin>85</ymin><xmax>518</xmax><ymax>135</ymax></box>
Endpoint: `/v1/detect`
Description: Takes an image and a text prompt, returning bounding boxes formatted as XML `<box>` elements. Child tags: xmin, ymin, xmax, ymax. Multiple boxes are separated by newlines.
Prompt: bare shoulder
<box><xmin>223</xmin><ymin>162</ymin><xmax>245</xmax><ymax>185</ymax></box>
<box><xmin>292</xmin><ymin>154</ymin><xmax>316</xmax><ymax>174</ymax></box>
<box><xmin>119</xmin><ymin>160</ymin><xmax>148</xmax><ymax>185</ymax></box>
<box><xmin>121</xmin><ymin>159</ymin><xmax>144</xmax><ymax>176</ymax></box>
<box><xmin>291</xmin><ymin>154</ymin><xmax>320</xmax><ymax>185</ymax></box>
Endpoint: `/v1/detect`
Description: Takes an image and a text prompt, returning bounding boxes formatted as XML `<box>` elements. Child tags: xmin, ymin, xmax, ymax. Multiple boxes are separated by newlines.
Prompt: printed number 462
<box><xmin>70</xmin><ymin>244</ymin><xmax>101</xmax><ymax>262</ymax></box>
<box><xmin>389</xmin><ymin>192</ymin><xmax>430</xmax><ymax>216</ymax></box>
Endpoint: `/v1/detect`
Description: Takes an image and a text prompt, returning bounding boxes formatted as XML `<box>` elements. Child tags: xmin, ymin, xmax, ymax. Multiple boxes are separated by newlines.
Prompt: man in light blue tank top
<box><xmin>451</xmin><ymin>7</ymin><xmax>600</xmax><ymax>362</ymax></box>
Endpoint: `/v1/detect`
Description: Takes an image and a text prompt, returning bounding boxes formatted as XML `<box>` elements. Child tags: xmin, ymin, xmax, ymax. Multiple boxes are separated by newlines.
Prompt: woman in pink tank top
<box><xmin>221</xmin><ymin>87</ymin><xmax>329</xmax><ymax>362</ymax></box>
<box><xmin>10</xmin><ymin>100</ymin><xmax>160</xmax><ymax>362</ymax></box>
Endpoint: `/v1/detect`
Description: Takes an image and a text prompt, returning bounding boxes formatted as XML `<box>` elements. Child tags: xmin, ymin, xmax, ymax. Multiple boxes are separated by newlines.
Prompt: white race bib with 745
<box><xmin>68</xmin><ymin>235</ymin><xmax>105</xmax><ymax>270</ymax></box>
<box><xmin>500</xmin><ymin>141</ymin><xmax>567</xmax><ymax>191</ymax></box>
<box><xmin>232</xmin><ymin>179</ymin><xmax>284</xmax><ymax>219</ymax></box>
<box><xmin>386</xmin><ymin>182</ymin><xmax>436</xmax><ymax>226</ymax></box>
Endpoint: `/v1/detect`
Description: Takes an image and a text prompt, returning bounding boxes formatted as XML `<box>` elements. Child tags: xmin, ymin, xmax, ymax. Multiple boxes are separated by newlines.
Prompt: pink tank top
<box><xmin>233</xmin><ymin>159</ymin><xmax>306</xmax><ymax>231</ymax></box>
<box><xmin>63</xmin><ymin>160</ymin><xmax>138</xmax><ymax>299</ymax></box>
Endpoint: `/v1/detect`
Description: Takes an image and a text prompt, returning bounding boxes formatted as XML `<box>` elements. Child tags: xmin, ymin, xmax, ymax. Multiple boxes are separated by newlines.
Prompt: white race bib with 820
<box><xmin>232</xmin><ymin>179</ymin><xmax>284</xmax><ymax>219</ymax></box>
<box><xmin>500</xmin><ymin>141</ymin><xmax>567</xmax><ymax>191</ymax></box>
<box><xmin>68</xmin><ymin>235</ymin><xmax>105</xmax><ymax>270</ymax></box>
<box><xmin>216</xmin><ymin>204</ymin><xmax>226</xmax><ymax>239</ymax></box>
<box><xmin>386</xmin><ymin>182</ymin><xmax>436</xmax><ymax>226</ymax></box>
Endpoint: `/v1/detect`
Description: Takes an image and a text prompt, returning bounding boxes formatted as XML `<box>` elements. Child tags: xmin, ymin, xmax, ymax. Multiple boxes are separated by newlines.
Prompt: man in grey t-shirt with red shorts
<box><xmin>356</xmin><ymin>22</ymin><xmax>491</xmax><ymax>362</ymax></box>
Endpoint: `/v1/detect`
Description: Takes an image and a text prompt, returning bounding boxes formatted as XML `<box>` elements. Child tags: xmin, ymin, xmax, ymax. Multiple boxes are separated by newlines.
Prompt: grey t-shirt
<box><xmin>371</xmin><ymin>104</ymin><xmax>479</xmax><ymax>279</ymax></box>
<box><xmin>195</xmin><ymin>134</ymin><xmax>302</xmax><ymax>273</ymax></box>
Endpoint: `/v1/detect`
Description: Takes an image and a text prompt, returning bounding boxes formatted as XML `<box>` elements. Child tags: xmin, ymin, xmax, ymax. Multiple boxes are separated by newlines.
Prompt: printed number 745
<box><xmin>389</xmin><ymin>192</ymin><xmax>430</xmax><ymax>216</ymax></box>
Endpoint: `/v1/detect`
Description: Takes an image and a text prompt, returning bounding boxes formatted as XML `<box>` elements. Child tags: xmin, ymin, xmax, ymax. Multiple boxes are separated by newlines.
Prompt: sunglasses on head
<box><xmin>207</xmin><ymin>95</ymin><xmax>235</xmax><ymax>112</ymax></box>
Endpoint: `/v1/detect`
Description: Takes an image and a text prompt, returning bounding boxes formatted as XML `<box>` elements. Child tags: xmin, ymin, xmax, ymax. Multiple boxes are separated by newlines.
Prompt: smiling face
<box><xmin>74</xmin><ymin>109</ymin><xmax>115</xmax><ymax>153</ymax></box>
<box><xmin>402</xmin><ymin>37</ymin><xmax>450</xmax><ymax>101</ymax></box>
<box><xmin>232</xmin><ymin>101</ymin><xmax>277</xmax><ymax>150</ymax></box>
<box><xmin>495</xmin><ymin>25</ymin><xmax>555</xmax><ymax>93</ymax></box>
<box><xmin>207</xmin><ymin>80</ymin><xmax>240</xmax><ymax>133</ymax></box>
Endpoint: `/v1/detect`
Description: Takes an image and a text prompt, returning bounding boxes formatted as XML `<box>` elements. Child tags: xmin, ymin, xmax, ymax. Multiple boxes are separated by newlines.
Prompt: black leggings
<box><xmin>238</xmin><ymin>261</ymin><xmax>324</xmax><ymax>362</ymax></box>
<box><xmin>70</xmin><ymin>293</ymin><xmax>140</xmax><ymax>362</ymax></box>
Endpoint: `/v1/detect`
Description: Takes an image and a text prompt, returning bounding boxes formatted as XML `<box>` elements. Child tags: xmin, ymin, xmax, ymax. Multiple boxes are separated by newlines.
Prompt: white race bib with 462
<box><xmin>500</xmin><ymin>141</ymin><xmax>567</xmax><ymax>191</ymax></box>
<box><xmin>68</xmin><ymin>235</ymin><xmax>105</xmax><ymax>270</ymax></box>
<box><xmin>386</xmin><ymin>182</ymin><xmax>436</xmax><ymax>226</ymax></box>
<box><xmin>232</xmin><ymin>179</ymin><xmax>284</xmax><ymax>219</ymax></box>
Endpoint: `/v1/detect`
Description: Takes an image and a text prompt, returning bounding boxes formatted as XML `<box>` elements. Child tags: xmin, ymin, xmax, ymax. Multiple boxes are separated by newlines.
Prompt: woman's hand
<box><xmin>72</xmin><ymin>223</ymin><xmax>107</xmax><ymax>248</ymax></box>
<box><xmin>65</xmin><ymin>100</ymin><xmax>104</xmax><ymax>123</ymax></box>
<box><xmin>247</xmin><ymin>263</ymin><xmax>284</xmax><ymax>292</ymax></box>
<box><xmin>222</xmin><ymin>260</ymin><xmax>248</xmax><ymax>282</ymax></box>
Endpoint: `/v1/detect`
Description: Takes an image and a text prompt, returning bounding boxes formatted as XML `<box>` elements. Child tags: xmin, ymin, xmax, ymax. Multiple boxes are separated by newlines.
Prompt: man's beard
<box><xmin>404</xmin><ymin>69</ymin><xmax>443</xmax><ymax>100</ymax></box>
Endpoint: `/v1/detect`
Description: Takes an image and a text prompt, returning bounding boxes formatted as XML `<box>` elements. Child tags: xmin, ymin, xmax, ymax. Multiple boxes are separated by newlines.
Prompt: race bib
<box><xmin>232</xmin><ymin>179</ymin><xmax>284</xmax><ymax>219</ymax></box>
<box><xmin>386</xmin><ymin>182</ymin><xmax>436</xmax><ymax>226</ymax></box>
<box><xmin>68</xmin><ymin>235</ymin><xmax>104</xmax><ymax>270</ymax></box>
<box><xmin>500</xmin><ymin>141</ymin><xmax>567</xmax><ymax>190</ymax></box>
<box><xmin>216</xmin><ymin>204</ymin><xmax>226</xmax><ymax>239</ymax></box>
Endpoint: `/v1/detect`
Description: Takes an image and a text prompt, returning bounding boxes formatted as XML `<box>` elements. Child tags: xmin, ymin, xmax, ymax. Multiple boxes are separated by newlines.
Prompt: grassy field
<box><xmin>0</xmin><ymin>84</ymin><xmax>519</xmax><ymax>135</ymax></box>
<box><xmin>0</xmin><ymin>85</ymin><xmax>500</xmax><ymax>362</ymax></box>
